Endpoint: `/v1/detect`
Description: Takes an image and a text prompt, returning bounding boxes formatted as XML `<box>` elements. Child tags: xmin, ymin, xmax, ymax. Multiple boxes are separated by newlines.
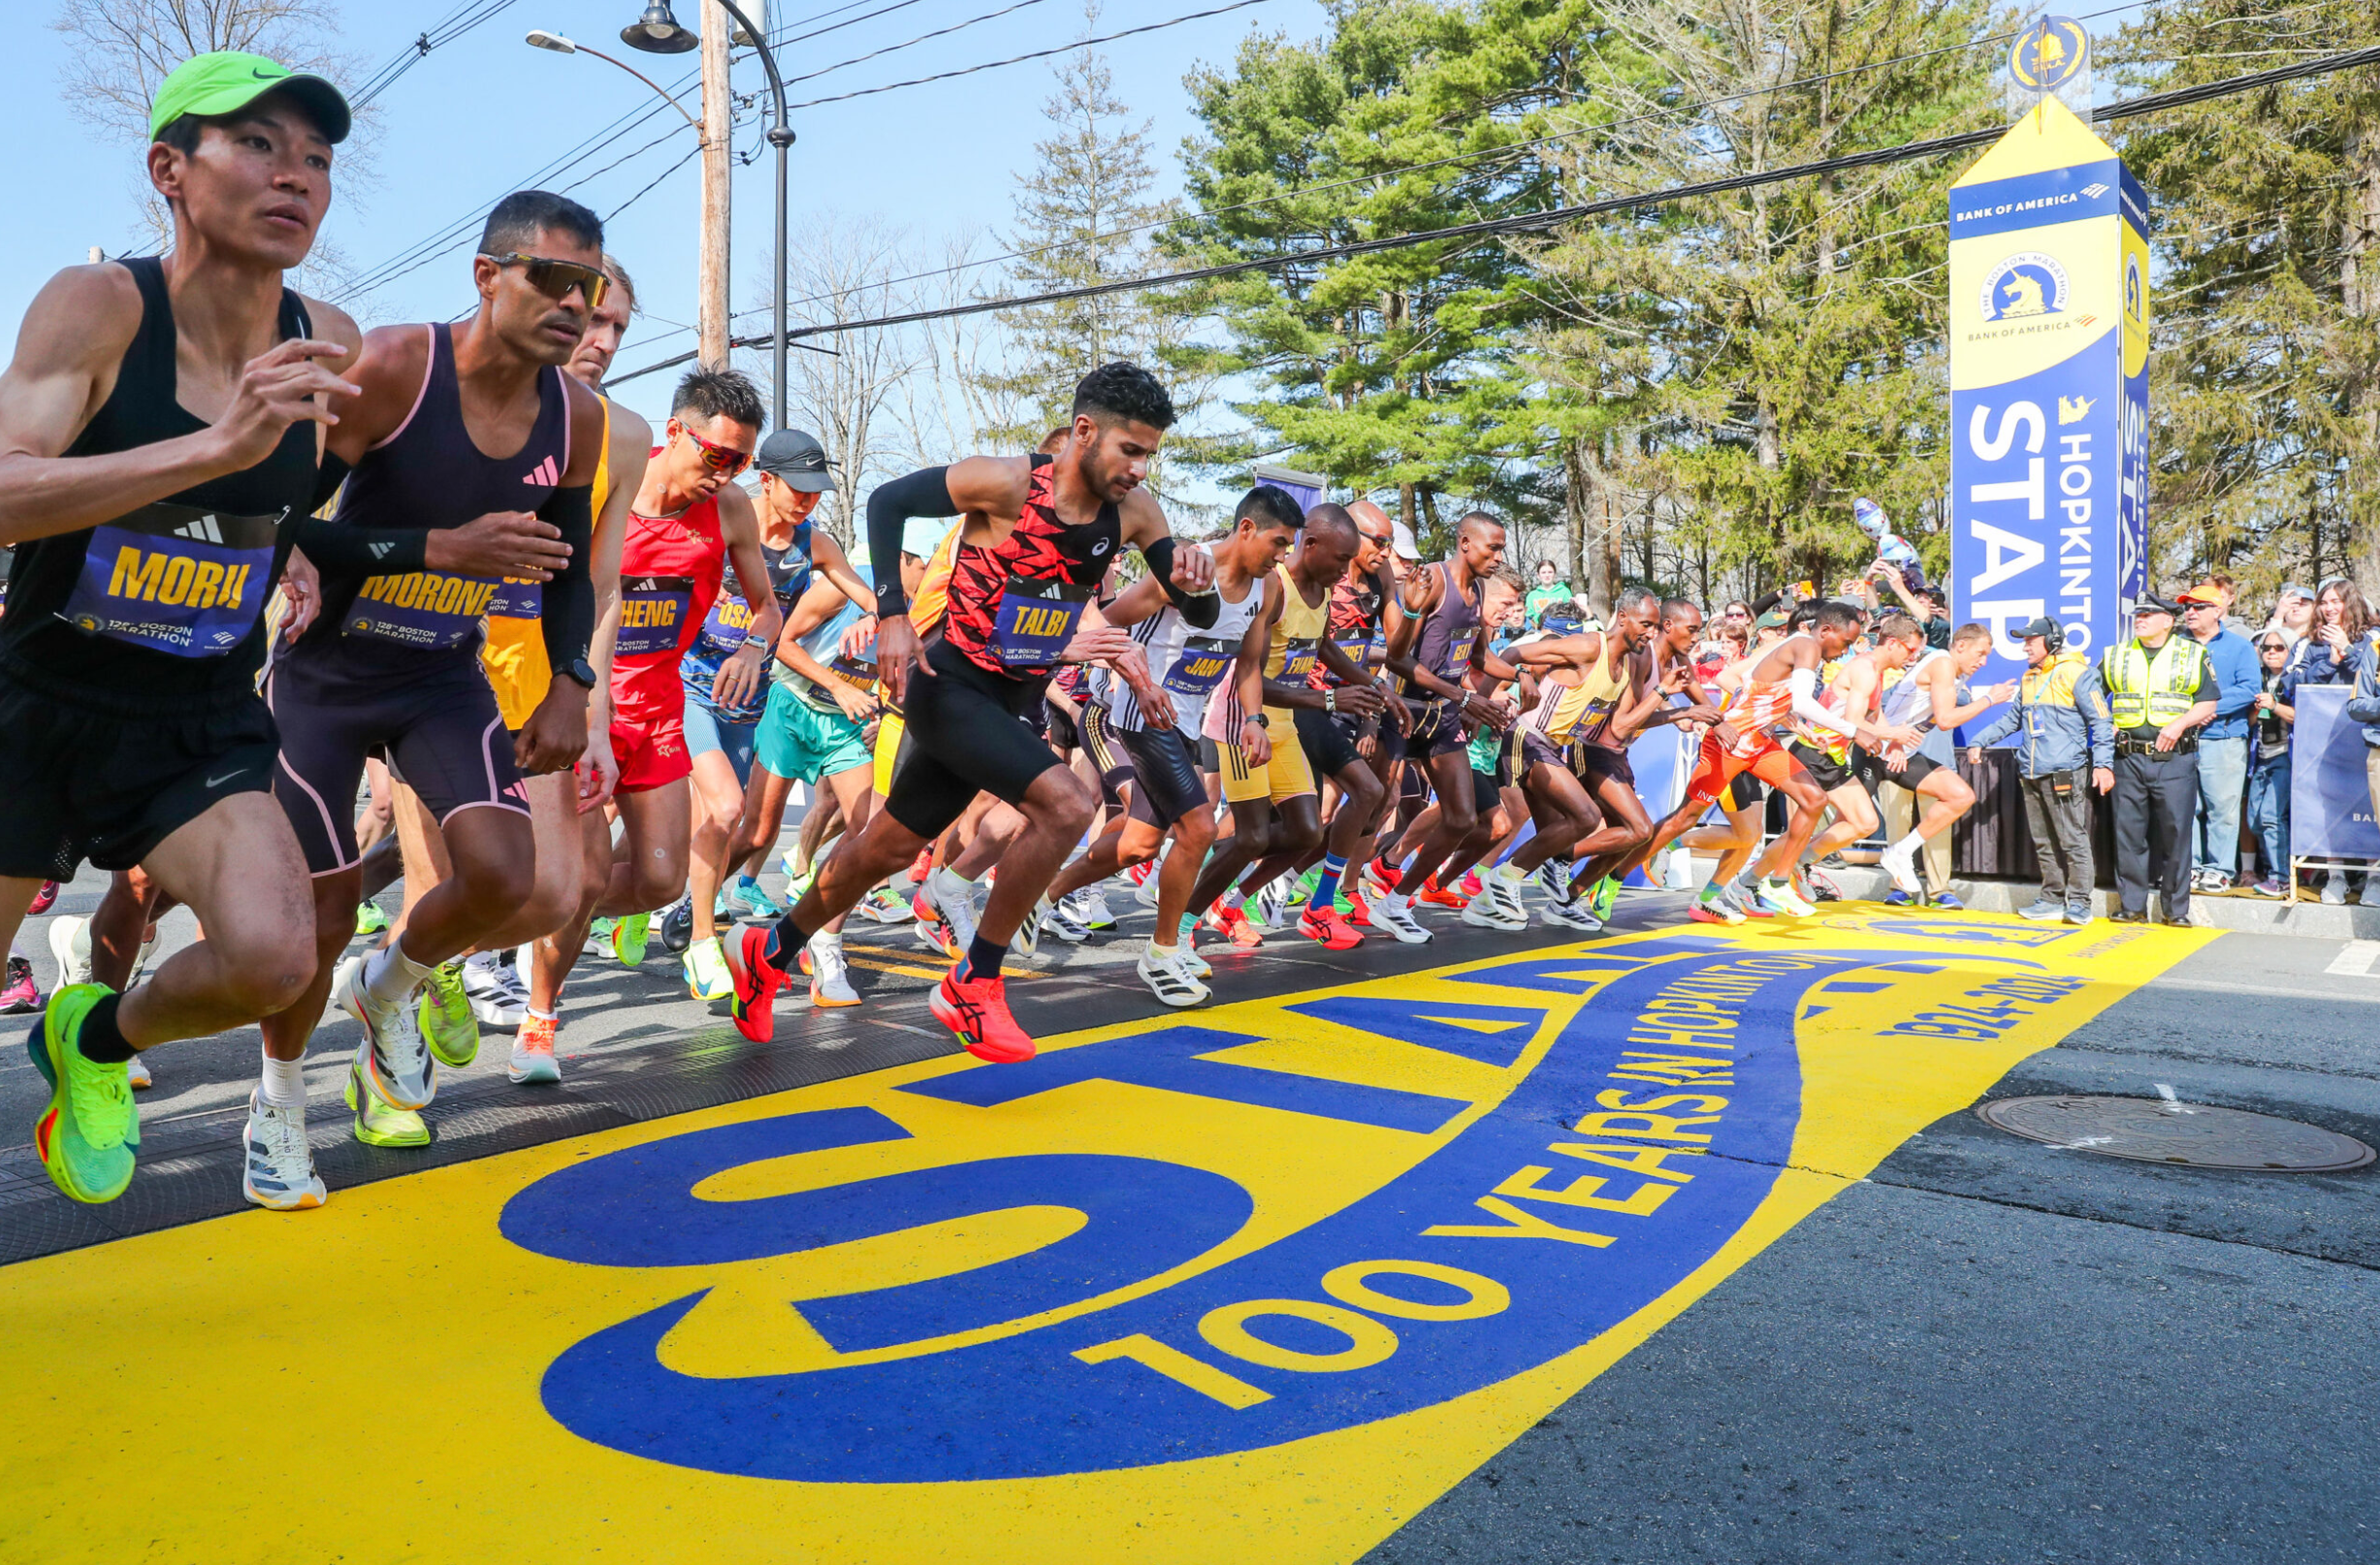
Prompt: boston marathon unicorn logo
<box><xmin>1980</xmin><ymin>250</ymin><xmax>2071</xmax><ymax>322</ymax></box>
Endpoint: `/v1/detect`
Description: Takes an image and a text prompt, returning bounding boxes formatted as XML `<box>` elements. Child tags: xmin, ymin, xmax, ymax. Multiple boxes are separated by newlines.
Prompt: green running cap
<box><xmin>149</xmin><ymin>51</ymin><xmax>351</xmax><ymax>145</ymax></box>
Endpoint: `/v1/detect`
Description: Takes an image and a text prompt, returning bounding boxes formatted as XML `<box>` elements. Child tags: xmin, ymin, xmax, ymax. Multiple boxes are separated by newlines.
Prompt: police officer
<box><xmin>2086</xmin><ymin>593</ymin><xmax>2218</xmax><ymax>923</ymax></box>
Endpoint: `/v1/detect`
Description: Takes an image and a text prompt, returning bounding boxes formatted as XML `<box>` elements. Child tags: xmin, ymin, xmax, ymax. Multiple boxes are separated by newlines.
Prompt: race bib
<box><xmin>695</xmin><ymin>590</ymin><xmax>756</xmax><ymax>656</ymax></box>
<box><xmin>615</xmin><ymin>574</ymin><xmax>695</xmax><ymax>658</ymax></box>
<box><xmin>1440</xmin><ymin>627</ymin><xmax>1477</xmax><ymax>676</ymax></box>
<box><xmin>487</xmin><ymin>578</ymin><xmax>543</xmax><ymax>621</ymax></box>
<box><xmin>1162</xmin><ymin>635</ymin><xmax>1236</xmax><ymax>696</ymax></box>
<box><xmin>59</xmin><ymin>500</ymin><xmax>279</xmax><ymax>658</ymax></box>
<box><xmin>990</xmin><ymin>578</ymin><xmax>1091</xmax><ymax>669</ymax></box>
<box><xmin>1278</xmin><ymin>636</ymin><xmax>1320</xmax><ymax>684</ymax></box>
<box><xmin>343</xmin><ymin>567</ymin><xmax>501</xmax><ymax>651</ymax></box>
<box><xmin>831</xmin><ymin>652</ymin><xmax>880</xmax><ymax>688</ymax></box>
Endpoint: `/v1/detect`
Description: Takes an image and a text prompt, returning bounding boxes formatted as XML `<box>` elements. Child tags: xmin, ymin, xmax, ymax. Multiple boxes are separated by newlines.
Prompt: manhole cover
<box><xmin>1976</xmin><ymin>1095</ymin><xmax>2376</xmax><ymax>1172</ymax></box>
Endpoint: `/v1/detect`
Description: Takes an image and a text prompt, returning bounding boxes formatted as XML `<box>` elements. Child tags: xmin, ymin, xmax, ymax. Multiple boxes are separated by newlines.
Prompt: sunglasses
<box><xmin>676</xmin><ymin>421</ymin><xmax>753</xmax><ymax>478</ymax></box>
<box><xmin>478</xmin><ymin>252</ymin><xmax>610</xmax><ymax>310</ymax></box>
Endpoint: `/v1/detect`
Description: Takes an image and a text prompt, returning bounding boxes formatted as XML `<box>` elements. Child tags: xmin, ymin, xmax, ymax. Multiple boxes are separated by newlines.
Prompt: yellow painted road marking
<box><xmin>0</xmin><ymin>912</ymin><xmax>2208</xmax><ymax>1564</ymax></box>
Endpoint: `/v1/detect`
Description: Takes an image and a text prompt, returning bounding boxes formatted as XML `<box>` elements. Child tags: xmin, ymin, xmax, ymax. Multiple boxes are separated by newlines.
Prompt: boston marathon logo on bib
<box><xmin>1164</xmin><ymin>635</ymin><xmax>1237</xmax><ymax>696</ymax></box>
<box><xmin>991</xmin><ymin>577</ymin><xmax>1092</xmax><ymax>669</ymax></box>
<box><xmin>346</xmin><ymin>569</ymin><xmax>502</xmax><ymax>649</ymax></box>
<box><xmin>615</xmin><ymin>574</ymin><xmax>695</xmax><ymax>658</ymax></box>
<box><xmin>60</xmin><ymin>500</ymin><xmax>279</xmax><ymax>657</ymax></box>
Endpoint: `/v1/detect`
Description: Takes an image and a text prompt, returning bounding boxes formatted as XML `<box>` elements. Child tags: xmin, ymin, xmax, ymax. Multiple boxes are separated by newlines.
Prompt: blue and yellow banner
<box><xmin>1950</xmin><ymin>94</ymin><xmax>2149</xmax><ymax>688</ymax></box>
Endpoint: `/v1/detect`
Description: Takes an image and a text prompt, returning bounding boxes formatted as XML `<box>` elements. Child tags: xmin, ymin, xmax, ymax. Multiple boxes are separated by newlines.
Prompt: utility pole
<box><xmin>697</xmin><ymin>0</ymin><xmax>733</xmax><ymax>370</ymax></box>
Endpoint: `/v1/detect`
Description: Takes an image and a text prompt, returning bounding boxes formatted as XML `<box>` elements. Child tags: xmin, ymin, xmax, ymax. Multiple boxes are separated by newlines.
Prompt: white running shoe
<box><xmin>1138</xmin><ymin>944</ymin><xmax>1210</xmax><ymax>1007</ymax></box>
<box><xmin>48</xmin><ymin>914</ymin><xmax>93</xmax><ymax>988</ymax></box>
<box><xmin>1252</xmin><ymin>874</ymin><xmax>1295</xmax><ymax>931</ymax></box>
<box><xmin>1176</xmin><ymin>934</ymin><xmax>1212</xmax><ymax>979</ymax></box>
<box><xmin>1541</xmin><ymin>897</ymin><xmax>1604</xmax><ymax>932</ymax></box>
<box><xmin>857</xmin><ymin>883</ymin><xmax>912</xmax><ymax>923</ymax></box>
<box><xmin>462</xmin><ymin>950</ymin><xmax>528</xmax><ymax>1027</ymax></box>
<box><xmin>1012</xmin><ymin>896</ymin><xmax>1051</xmax><ymax>960</ymax></box>
<box><xmin>338</xmin><ymin>960</ymin><xmax>435</xmax><ymax>1111</ymax></box>
<box><xmin>1535</xmin><ymin>860</ymin><xmax>1571</xmax><ymax>902</ymax></box>
<box><xmin>1045</xmin><ymin>900</ymin><xmax>1092</xmax><ymax>943</ymax></box>
<box><xmin>1491</xmin><ymin>874</ymin><xmax>1530</xmax><ymax>922</ymax></box>
<box><xmin>1372</xmin><ymin>892</ymin><xmax>1434</xmax><ymax>944</ymax></box>
<box><xmin>808</xmin><ymin>935</ymin><xmax>860</xmax><ymax>1007</ymax></box>
<box><xmin>925</xmin><ymin>869</ymin><xmax>981</xmax><ymax>955</ymax></box>
<box><xmin>1879</xmin><ymin>837</ymin><xmax>1922</xmax><ymax>895</ymax></box>
<box><xmin>241</xmin><ymin>1090</ymin><xmax>326</xmax><ymax>1211</ymax></box>
<box><xmin>1463</xmin><ymin>893</ymin><xmax>1527</xmax><ymax>931</ymax></box>
<box><xmin>1076</xmin><ymin>889</ymin><xmax>1117</xmax><ymax>930</ymax></box>
<box><xmin>126</xmin><ymin>1051</ymin><xmax>153</xmax><ymax>1090</ymax></box>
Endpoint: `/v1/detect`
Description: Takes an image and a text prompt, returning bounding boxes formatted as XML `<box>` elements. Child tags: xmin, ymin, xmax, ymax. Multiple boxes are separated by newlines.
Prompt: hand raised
<box><xmin>212</xmin><ymin>338</ymin><xmax>358</xmax><ymax>472</ymax></box>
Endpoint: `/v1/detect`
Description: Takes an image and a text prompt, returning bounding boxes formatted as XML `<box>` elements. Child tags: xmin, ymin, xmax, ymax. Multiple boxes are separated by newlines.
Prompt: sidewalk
<box><xmin>1782</xmin><ymin>860</ymin><xmax>2380</xmax><ymax>939</ymax></box>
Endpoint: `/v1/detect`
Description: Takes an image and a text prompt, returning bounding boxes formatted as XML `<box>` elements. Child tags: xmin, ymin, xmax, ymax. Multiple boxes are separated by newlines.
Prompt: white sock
<box><xmin>1146</xmin><ymin>939</ymin><xmax>1176</xmax><ymax>959</ymax></box>
<box><xmin>259</xmin><ymin>1050</ymin><xmax>306</xmax><ymax>1109</ymax></box>
<box><xmin>1496</xmin><ymin>862</ymin><xmax>1526</xmax><ymax>883</ymax></box>
<box><xmin>810</xmin><ymin>929</ymin><xmax>841</xmax><ymax>951</ymax></box>
<box><xmin>1889</xmin><ymin>831</ymin><xmax>1920</xmax><ymax>856</ymax></box>
<box><xmin>363</xmin><ymin>938</ymin><xmax>436</xmax><ymax>1006</ymax></box>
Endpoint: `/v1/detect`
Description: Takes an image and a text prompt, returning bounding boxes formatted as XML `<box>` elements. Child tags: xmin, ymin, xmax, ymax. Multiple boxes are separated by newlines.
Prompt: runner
<box><xmin>260</xmin><ymin>189</ymin><xmax>607</xmax><ymax>1166</ymax></box>
<box><xmin>458</xmin><ymin>250</ymin><xmax>646</xmax><ymax>1039</ymax></box>
<box><xmin>1184</xmin><ymin>504</ymin><xmax>1390</xmax><ymax>947</ymax></box>
<box><xmin>1373</xmin><ymin>514</ymin><xmax>1519</xmax><ymax>942</ymax></box>
<box><xmin>1788</xmin><ymin>611</ymin><xmax>1928</xmax><ymax>882</ymax></box>
<box><xmin>0</xmin><ymin>54</ymin><xmax>375</xmax><ymax>1208</ymax></box>
<box><xmin>1564</xmin><ymin>598</ymin><xmax>1723</xmax><ymax>924</ymax></box>
<box><xmin>1865</xmin><ymin>621</ymin><xmax>2013</xmax><ymax>897</ymax></box>
<box><xmin>1622</xmin><ymin>601</ymin><xmax>1917</xmax><ymax>922</ymax></box>
<box><xmin>725</xmin><ymin>362</ymin><xmax>1203</xmax><ymax>1063</ymax></box>
<box><xmin>528</xmin><ymin>367</ymin><xmax>782</xmax><ymax>1060</ymax></box>
<box><xmin>1044</xmin><ymin>484</ymin><xmax>1295</xmax><ymax>1002</ymax></box>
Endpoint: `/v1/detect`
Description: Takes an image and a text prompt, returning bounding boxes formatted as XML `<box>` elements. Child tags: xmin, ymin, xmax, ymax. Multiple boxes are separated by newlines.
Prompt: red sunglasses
<box><xmin>675</xmin><ymin>421</ymin><xmax>753</xmax><ymax>479</ymax></box>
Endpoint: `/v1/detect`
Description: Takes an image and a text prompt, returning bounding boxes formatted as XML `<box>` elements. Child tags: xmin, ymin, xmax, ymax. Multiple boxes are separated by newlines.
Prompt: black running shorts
<box><xmin>1044</xmin><ymin>693</ymin><xmax>1081</xmax><ymax>753</ymax></box>
<box><xmin>1514</xmin><ymin>729</ymin><xmax>1563</xmax><ymax>778</ymax></box>
<box><xmin>1574</xmin><ymin>741</ymin><xmax>1635</xmax><ymax>788</ymax></box>
<box><xmin>0</xmin><ymin>675</ymin><xmax>278</xmax><ymax>879</ymax></box>
<box><xmin>1788</xmin><ymin>740</ymin><xmax>1858</xmax><ymax>794</ymax></box>
<box><xmin>1076</xmin><ymin>703</ymin><xmax>1129</xmax><ymax>811</ymax></box>
<box><xmin>1112</xmin><ymin>723</ymin><xmax>1206</xmax><ymax>829</ymax></box>
<box><xmin>269</xmin><ymin>655</ymin><xmax>529</xmax><ymax>875</ymax></box>
<box><xmin>1404</xmin><ymin>698</ymin><xmax>1470</xmax><ymax>762</ymax></box>
<box><xmin>1725</xmin><ymin>769</ymin><xmax>1763</xmax><ymax>813</ymax></box>
<box><xmin>1851</xmin><ymin>744</ymin><xmax>1944</xmax><ymax>793</ymax></box>
<box><xmin>884</xmin><ymin>639</ymin><xmax>1063</xmax><ymax>839</ymax></box>
<box><xmin>1294</xmin><ymin>705</ymin><xmax>1365</xmax><ymax>782</ymax></box>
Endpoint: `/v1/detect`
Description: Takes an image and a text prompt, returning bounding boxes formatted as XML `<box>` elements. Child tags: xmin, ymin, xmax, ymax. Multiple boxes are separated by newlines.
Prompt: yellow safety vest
<box><xmin>2100</xmin><ymin>637</ymin><xmax>2205</xmax><ymax>729</ymax></box>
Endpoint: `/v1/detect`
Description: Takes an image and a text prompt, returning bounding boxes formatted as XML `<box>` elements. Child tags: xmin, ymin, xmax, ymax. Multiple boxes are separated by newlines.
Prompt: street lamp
<box><xmin>624</xmin><ymin>0</ymin><xmax>796</xmax><ymax>429</ymax></box>
<box><xmin>523</xmin><ymin>29</ymin><xmax>701</xmax><ymax>133</ymax></box>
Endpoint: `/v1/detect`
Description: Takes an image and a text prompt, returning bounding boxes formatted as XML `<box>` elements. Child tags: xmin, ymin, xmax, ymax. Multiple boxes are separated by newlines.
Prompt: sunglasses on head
<box><xmin>676</xmin><ymin>421</ymin><xmax>753</xmax><ymax>478</ymax></box>
<box><xmin>479</xmin><ymin>252</ymin><xmax>610</xmax><ymax>310</ymax></box>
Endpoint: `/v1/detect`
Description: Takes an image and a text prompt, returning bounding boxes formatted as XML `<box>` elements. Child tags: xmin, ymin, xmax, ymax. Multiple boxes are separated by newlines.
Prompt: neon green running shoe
<box><xmin>683</xmin><ymin>936</ymin><xmax>732</xmax><ymax>1001</ymax></box>
<box><xmin>27</xmin><ymin>984</ymin><xmax>139</xmax><ymax>1204</ymax></box>
<box><xmin>611</xmin><ymin>911</ymin><xmax>651</xmax><ymax>968</ymax></box>
<box><xmin>354</xmin><ymin>900</ymin><xmax>390</xmax><ymax>936</ymax></box>
<box><xmin>344</xmin><ymin>1052</ymin><xmax>429</xmax><ymax>1148</ymax></box>
<box><xmin>419</xmin><ymin>958</ymin><xmax>481</xmax><ymax>1069</ymax></box>
<box><xmin>1592</xmin><ymin>876</ymin><xmax>1620</xmax><ymax>923</ymax></box>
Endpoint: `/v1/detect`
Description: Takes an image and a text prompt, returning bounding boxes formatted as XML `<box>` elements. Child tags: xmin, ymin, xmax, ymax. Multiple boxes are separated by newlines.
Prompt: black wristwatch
<box><xmin>557</xmin><ymin>656</ymin><xmax>598</xmax><ymax>691</ymax></box>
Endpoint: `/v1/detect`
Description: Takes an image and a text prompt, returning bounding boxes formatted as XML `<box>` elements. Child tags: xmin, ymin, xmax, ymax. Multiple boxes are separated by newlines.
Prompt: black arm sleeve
<box><xmin>1750</xmin><ymin>587</ymin><xmax>1786</xmax><ymax>617</ymax></box>
<box><xmin>310</xmin><ymin>451</ymin><xmax>352</xmax><ymax>512</ymax></box>
<box><xmin>1141</xmin><ymin>535</ymin><xmax>1220</xmax><ymax>629</ymax></box>
<box><xmin>535</xmin><ymin>483</ymin><xmax>595</xmax><ymax>673</ymax></box>
<box><xmin>866</xmin><ymin>465</ymin><xmax>957</xmax><ymax>620</ymax></box>
<box><xmin>290</xmin><ymin>516</ymin><xmax>427</xmax><ymax>576</ymax></box>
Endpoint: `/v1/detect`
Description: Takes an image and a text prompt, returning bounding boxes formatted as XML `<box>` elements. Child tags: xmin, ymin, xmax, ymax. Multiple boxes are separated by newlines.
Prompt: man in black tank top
<box><xmin>258</xmin><ymin>190</ymin><xmax>608</xmax><ymax>1166</ymax></box>
<box><xmin>1372</xmin><ymin>512</ymin><xmax>1520</xmax><ymax>941</ymax></box>
<box><xmin>726</xmin><ymin>364</ymin><xmax>1215</xmax><ymax>1068</ymax></box>
<box><xmin>0</xmin><ymin>54</ymin><xmax>374</xmax><ymax>1211</ymax></box>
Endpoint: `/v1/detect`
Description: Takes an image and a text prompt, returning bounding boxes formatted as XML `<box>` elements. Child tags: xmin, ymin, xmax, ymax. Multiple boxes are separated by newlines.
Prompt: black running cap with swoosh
<box><xmin>149</xmin><ymin>51</ymin><xmax>352</xmax><ymax>145</ymax></box>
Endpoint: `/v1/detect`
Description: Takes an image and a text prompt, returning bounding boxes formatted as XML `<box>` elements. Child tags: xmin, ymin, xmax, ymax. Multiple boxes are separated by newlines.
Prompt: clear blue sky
<box><xmin>8</xmin><ymin>0</ymin><xmax>1329</xmax><ymax>434</ymax></box>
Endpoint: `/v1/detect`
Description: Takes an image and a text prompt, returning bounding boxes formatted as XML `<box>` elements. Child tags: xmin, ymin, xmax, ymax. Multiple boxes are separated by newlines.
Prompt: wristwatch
<box><xmin>1247</xmin><ymin>712</ymin><xmax>1270</xmax><ymax>729</ymax></box>
<box><xmin>557</xmin><ymin>656</ymin><xmax>598</xmax><ymax>690</ymax></box>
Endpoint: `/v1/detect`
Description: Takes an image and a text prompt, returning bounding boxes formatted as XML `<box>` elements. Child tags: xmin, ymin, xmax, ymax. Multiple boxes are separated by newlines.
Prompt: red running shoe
<box><xmin>0</xmin><ymin>954</ymin><xmax>39</xmax><ymax>1013</ymax></box>
<box><xmin>931</xmin><ymin>962</ymin><xmax>1035</xmax><ymax>1063</ymax></box>
<box><xmin>1418</xmin><ymin>876</ymin><xmax>1470</xmax><ymax>910</ymax></box>
<box><xmin>1459</xmin><ymin>870</ymin><xmax>1484</xmax><ymax>899</ymax></box>
<box><xmin>26</xmin><ymin>881</ymin><xmax>57</xmax><ymax>917</ymax></box>
<box><xmin>908</xmin><ymin>847</ymin><xmax>935</xmax><ymax>884</ymax></box>
<box><xmin>1205</xmin><ymin>903</ymin><xmax>1265</xmax><ymax>948</ymax></box>
<box><xmin>1298</xmin><ymin>907</ymin><xmax>1364</xmax><ymax>951</ymax></box>
<box><xmin>1365</xmin><ymin>854</ymin><xmax>1401</xmax><ymax>896</ymax></box>
<box><xmin>725</xmin><ymin>925</ymin><xmax>788</xmax><ymax>1043</ymax></box>
<box><xmin>1342</xmin><ymin>887</ymin><xmax>1373</xmax><ymax>927</ymax></box>
<box><xmin>1127</xmin><ymin>861</ymin><xmax>1154</xmax><ymax>888</ymax></box>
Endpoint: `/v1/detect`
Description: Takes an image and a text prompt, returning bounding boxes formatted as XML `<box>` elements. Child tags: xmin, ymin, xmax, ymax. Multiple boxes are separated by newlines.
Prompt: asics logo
<box><xmin>523</xmin><ymin>455</ymin><xmax>560</xmax><ymax>488</ymax></box>
<box><xmin>1092</xmin><ymin>539</ymin><xmax>1112</xmax><ymax>557</ymax></box>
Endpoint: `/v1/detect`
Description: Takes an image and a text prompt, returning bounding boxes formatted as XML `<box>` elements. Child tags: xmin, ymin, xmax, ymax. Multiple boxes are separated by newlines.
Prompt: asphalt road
<box><xmin>1367</xmin><ymin>929</ymin><xmax>2380</xmax><ymax>1565</ymax></box>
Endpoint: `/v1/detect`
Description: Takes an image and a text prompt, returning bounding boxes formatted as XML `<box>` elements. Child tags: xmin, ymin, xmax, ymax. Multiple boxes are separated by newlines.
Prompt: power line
<box><xmin>783</xmin><ymin>0</ymin><xmax>1277</xmax><ymax>111</ymax></box>
<box><xmin>786</xmin><ymin>0</ymin><xmax>1053</xmax><ymax>87</ymax></box>
<box><xmin>350</xmin><ymin>0</ymin><xmax>529</xmax><ymax>110</ymax></box>
<box><xmin>608</xmin><ymin>41</ymin><xmax>2380</xmax><ymax>382</ymax></box>
<box><xmin>636</xmin><ymin>0</ymin><xmax>2141</xmax><ymax>357</ymax></box>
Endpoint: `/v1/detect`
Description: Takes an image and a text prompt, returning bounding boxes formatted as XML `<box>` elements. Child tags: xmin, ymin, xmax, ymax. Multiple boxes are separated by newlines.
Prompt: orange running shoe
<box><xmin>1298</xmin><ymin>907</ymin><xmax>1364</xmax><ymax>950</ymax></box>
<box><xmin>908</xmin><ymin>847</ymin><xmax>935</xmax><ymax>884</ymax></box>
<box><xmin>1460</xmin><ymin>870</ymin><xmax>1484</xmax><ymax>898</ymax></box>
<box><xmin>1342</xmin><ymin>887</ymin><xmax>1373</xmax><ymax>926</ymax></box>
<box><xmin>1205</xmin><ymin>903</ymin><xmax>1265</xmax><ymax>948</ymax></box>
<box><xmin>724</xmin><ymin>925</ymin><xmax>788</xmax><ymax>1044</ymax></box>
<box><xmin>1418</xmin><ymin>876</ymin><xmax>1471</xmax><ymax>910</ymax></box>
<box><xmin>507</xmin><ymin>1013</ymin><xmax>560</xmax><ymax>1085</ymax></box>
<box><xmin>931</xmin><ymin>962</ymin><xmax>1035</xmax><ymax>1063</ymax></box>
